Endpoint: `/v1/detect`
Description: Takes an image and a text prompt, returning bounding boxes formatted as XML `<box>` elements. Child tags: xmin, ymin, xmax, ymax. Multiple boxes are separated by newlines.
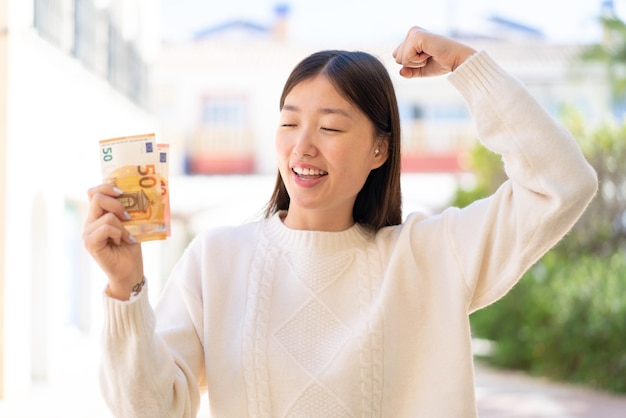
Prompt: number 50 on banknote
<box><xmin>99</xmin><ymin>133</ymin><xmax>170</xmax><ymax>242</ymax></box>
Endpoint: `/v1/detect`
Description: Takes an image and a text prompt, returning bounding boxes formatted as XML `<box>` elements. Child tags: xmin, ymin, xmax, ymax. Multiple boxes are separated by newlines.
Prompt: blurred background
<box><xmin>0</xmin><ymin>0</ymin><xmax>625</xmax><ymax>416</ymax></box>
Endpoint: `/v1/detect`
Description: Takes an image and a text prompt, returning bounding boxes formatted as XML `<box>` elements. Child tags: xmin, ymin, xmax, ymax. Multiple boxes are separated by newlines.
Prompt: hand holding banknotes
<box><xmin>83</xmin><ymin>133</ymin><xmax>170</xmax><ymax>300</ymax></box>
<box><xmin>83</xmin><ymin>183</ymin><xmax>144</xmax><ymax>300</ymax></box>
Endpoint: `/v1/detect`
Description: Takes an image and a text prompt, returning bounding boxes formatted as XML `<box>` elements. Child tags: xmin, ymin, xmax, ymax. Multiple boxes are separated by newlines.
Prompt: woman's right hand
<box><xmin>83</xmin><ymin>184</ymin><xmax>144</xmax><ymax>300</ymax></box>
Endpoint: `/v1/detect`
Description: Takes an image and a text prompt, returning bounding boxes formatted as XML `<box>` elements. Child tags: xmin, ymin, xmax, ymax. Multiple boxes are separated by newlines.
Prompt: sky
<box><xmin>159</xmin><ymin>0</ymin><xmax>625</xmax><ymax>45</ymax></box>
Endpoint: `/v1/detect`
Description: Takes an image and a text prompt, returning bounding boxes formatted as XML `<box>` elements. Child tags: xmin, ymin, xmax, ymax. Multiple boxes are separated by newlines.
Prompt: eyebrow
<box><xmin>282</xmin><ymin>104</ymin><xmax>353</xmax><ymax>120</ymax></box>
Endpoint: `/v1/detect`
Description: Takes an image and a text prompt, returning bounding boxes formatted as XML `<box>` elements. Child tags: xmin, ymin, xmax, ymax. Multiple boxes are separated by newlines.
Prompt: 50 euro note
<box><xmin>99</xmin><ymin>133</ymin><xmax>170</xmax><ymax>242</ymax></box>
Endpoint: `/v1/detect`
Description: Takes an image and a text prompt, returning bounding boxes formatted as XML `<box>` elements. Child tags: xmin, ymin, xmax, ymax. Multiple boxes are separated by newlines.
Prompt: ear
<box><xmin>370</xmin><ymin>135</ymin><xmax>390</xmax><ymax>170</ymax></box>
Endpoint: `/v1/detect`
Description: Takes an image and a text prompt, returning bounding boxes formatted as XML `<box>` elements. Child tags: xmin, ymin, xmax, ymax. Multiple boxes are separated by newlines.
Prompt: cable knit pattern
<box><xmin>242</xmin><ymin>232</ymin><xmax>278</xmax><ymax>417</ymax></box>
<box><xmin>359</xmin><ymin>242</ymin><xmax>385</xmax><ymax>417</ymax></box>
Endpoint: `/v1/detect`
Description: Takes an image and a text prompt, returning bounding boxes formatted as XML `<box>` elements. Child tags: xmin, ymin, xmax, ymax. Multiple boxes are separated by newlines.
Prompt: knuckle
<box><xmin>87</xmin><ymin>184</ymin><xmax>106</xmax><ymax>200</ymax></box>
<box><xmin>91</xmin><ymin>192</ymin><xmax>105</xmax><ymax>206</ymax></box>
<box><xmin>103</xmin><ymin>212</ymin><xmax>120</xmax><ymax>224</ymax></box>
<box><xmin>409</xmin><ymin>26</ymin><xmax>422</xmax><ymax>35</ymax></box>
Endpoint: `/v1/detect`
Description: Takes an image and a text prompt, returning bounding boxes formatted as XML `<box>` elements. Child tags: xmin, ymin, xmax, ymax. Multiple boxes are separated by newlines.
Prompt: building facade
<box><xmin>152</xmin><ymin>13</ymin><xmax>610</xmax><ymax>178</ymax></box>
<box><xmin>0</xmin><ymin>0</ymin><xmax>161</xmax><ymax>413</ymax></box>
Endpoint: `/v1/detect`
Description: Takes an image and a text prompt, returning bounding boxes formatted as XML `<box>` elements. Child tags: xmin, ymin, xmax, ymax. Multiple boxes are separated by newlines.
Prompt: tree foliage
<box><xmin>581</xmin><ymin>16</ymin><xmax>626</xmax><ymax>103</ymax></box>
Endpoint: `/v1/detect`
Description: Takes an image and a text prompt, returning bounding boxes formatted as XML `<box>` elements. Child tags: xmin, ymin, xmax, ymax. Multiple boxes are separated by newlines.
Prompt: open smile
<box><xmin>292</xmin><ymin>166</ymin><xmax>328</xmax><ymax>180</ymax></box>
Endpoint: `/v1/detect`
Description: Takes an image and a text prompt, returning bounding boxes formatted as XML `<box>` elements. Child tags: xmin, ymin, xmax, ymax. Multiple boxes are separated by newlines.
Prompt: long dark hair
<box><xmin>265</xmin><ymin>50</ymin><xmax>402</xmax><ymax>231</ymax></box>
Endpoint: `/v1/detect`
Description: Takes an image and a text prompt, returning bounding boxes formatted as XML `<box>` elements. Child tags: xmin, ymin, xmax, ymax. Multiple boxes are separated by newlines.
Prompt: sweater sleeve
<box><xmin>443</xmin><ymin>51</ymin><xmax>597</xmax><ymax>313</ymax></box>
<box><xmin>100</xmin><ymin>242</ymin><xmax>206</xmax><ymax>417</ymax></box>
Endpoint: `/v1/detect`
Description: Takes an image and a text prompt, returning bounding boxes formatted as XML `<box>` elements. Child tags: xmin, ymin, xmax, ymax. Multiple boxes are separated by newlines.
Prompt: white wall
<box><xmin>1</xmin><ymin>4</ymin><xmax>160</xmax><ymax>412</ymax></box>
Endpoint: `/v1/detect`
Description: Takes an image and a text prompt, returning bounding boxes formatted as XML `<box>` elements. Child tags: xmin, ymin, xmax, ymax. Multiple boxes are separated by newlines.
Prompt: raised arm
<box><xmin>395</xmin><ymin>28</ymin><xmax>598</xmax><ymax>312</ymax></box>
<box><xmin>447</xmin><ymin>50</ymin><xmax>596</xmax><ymax>311</ymax></box>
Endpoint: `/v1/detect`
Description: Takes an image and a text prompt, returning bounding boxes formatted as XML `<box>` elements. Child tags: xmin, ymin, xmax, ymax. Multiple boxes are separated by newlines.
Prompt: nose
<box><xmin>292</xmin><ymin>126</ymin><xmax>317</xmax><ymax>157</ymax></box>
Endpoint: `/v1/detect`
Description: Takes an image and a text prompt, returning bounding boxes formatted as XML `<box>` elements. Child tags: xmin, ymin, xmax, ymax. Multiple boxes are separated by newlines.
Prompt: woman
<box><xmin>84</xmin><ymin>27</ymin><xmax>597</xmax><ymax>417</ymax></box>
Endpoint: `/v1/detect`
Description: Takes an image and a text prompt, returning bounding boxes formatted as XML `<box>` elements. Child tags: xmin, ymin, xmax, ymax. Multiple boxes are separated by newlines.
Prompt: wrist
<box><xmin>131</xmin><ymin>276</ymin><xmax>146</xmax><ymax>295</ymax></box>
<box><xmin>452</xmin><ymin>47</ymin><xmax>478</xmax><ymax>71</ymax></box>
<box><xmin>107</xmin><ymin>276</ymin><xmax>146</xmax><ymax>301</ymax></box>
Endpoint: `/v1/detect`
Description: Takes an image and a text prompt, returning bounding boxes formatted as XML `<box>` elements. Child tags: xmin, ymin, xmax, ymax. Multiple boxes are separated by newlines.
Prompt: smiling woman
<box><xmin>267</xmin><ymin>49</ymin><xmax>402</xmax><ymax>232</ymax></box>
<box><xmin>85</xmin><ymin>26</ymin><xmax>597</xmax><ymax>417</ymax></box>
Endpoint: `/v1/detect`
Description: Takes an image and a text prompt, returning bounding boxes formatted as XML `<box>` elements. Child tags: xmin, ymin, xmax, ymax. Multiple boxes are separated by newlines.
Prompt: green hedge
<box><xmin>471</xmin><ymin>251</ymin><xmax>626</xmax><ymax>393</ymax></box>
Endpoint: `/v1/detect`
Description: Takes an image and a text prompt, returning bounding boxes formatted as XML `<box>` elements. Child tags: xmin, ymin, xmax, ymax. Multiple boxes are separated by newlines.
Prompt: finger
<box><xmin>97</xmin><ymin>212</ymin><xmax>138</xmax><ymax>245</ymax></box>
<box><xmin>83</xmin><ymin>214</ymin><xmax>137</xmax><ymax>252</ymax></box>
<box><xmin>393</xmin><ymin>30</ymin><xmax>414</xmax><ymax>64</ymax></box>
<box><xmin>87</xmin><ymin>184</ymin><xmax>123</xmax><ymax>202</ymax></box>
<box><xmin>83</xmin><ymin>221</ymin><xmax>124</xmax><ymax>254</ymax></box>
<box><xmin>399</xmin><ymin>66</ymin><xmax>422</xmax><ymax>79</ymax></box>
<box><xmin>392</xmin><ymin>43</ymin><xmax>402</xmax><ymax>61</ymax></box>
<box><xmin>86</xmin><ymin>184</ymin><xmax>126</xmax><ymax>224</ymax></box>
<box><xmin>394</xmin><ymin>43</ymin><xmax>429</xmax><ymax>68</ymax></box>
<box><xmin>405</xmin><ymin>54</ymin><xmax>430</xmax><ymax>68</ymax></box>
<box><xmin>85</xmin><ymin>191</ymin><xmax>130</xmax><ymax>224</ymax></box>
<box><xmin>84</xmin><ymin>212</ymin><xmax>124</xmax><ymax>241</ymax></box>
<box><xmin>394</xmin><ymin>44</ymin><xmax>419</xmax><ymax>64</ymax></box>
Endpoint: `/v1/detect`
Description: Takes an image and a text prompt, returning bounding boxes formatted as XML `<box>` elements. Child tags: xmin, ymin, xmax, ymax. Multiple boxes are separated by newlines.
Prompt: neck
<box><xmin>281</xmin><ymin>209</ymin><xmax>355</xmax><ymax>232</ymax></box>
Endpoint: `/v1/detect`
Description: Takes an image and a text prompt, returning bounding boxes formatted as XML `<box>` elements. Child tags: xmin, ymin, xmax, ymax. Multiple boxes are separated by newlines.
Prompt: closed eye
<box><xmin>321</xmin><ymin>127</ymin><xmax>341</xmax><ymax>132</ymax></box>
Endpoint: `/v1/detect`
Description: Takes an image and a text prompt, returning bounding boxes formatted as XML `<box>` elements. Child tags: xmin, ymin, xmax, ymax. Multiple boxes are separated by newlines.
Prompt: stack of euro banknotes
<box><xmin>99</xmin><ymin>133</ymin><xmax>170</xmax><ymax>242</ymax></box>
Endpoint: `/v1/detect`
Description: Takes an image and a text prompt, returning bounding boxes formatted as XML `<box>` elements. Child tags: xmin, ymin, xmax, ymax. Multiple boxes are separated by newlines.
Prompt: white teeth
<box><xmin>293</xmin><ymin>167</ymin><xmax>327</xmax><ymax>176</ymax></box>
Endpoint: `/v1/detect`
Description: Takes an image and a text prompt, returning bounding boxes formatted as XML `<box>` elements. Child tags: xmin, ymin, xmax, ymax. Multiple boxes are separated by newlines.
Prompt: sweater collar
<box><xmin>265</xmin><ymin>211</ymin><xmax>372</xmax><ymax>251</ymax></box>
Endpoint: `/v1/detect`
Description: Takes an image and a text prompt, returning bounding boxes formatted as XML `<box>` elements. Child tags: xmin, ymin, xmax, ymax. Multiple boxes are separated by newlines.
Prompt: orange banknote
<box><xmin>99</xmin><ymin>133</ymin><xmax>170</xmax><ymax>242</ymax></box>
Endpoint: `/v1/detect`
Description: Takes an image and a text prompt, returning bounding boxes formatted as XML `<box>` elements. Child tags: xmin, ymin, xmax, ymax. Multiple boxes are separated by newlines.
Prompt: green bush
<box><xmin>451</xmin><ymin>142</ymin><xmax>505</xmax><ymax>209</ymax></box>
<box><xmin>471</xmin><ymin>252</ymin><xmax>626</xmax><ymax>393</ymax></box>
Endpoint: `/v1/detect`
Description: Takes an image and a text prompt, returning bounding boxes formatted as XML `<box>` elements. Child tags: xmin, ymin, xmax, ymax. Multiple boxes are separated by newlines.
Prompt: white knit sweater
<box><xmin>100</xmin><ymin>51</ymin><xmax>597</xmax><ymax>418</ymax></box>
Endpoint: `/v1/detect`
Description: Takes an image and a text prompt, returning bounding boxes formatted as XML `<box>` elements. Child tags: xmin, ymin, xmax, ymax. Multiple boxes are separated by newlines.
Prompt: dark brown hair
<box><xmin>265</xmin><ymin>50</ymin><xmax>402</xmax><ymax>231</ymax></box>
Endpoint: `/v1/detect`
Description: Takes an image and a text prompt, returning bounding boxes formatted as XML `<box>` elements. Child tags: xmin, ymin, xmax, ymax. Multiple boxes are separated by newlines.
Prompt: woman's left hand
<box><xmin>392</xmin><ymin>26</ymin><xmax>477</xmax><ymax>78</ymax></box>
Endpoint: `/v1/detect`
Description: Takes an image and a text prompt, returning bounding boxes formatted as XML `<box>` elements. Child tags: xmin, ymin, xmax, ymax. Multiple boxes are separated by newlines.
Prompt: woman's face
<box><xmin>276</xmin><ymin>74</ymin><xmax>387</xmax><ymax>231</ymax></box>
